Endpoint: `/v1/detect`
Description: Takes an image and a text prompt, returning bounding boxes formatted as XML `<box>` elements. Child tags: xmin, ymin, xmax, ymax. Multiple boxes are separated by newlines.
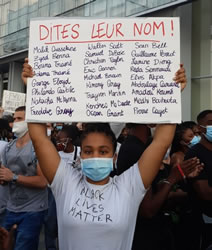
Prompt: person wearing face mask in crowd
<box><xmin>134</xmin><ymin>151</ymin><xmax>203</xmax><ymax>250</ymax></box>
<box><xmin>116</xmin><ymin>122</ymin><xmax>202</xmax><ymax>250</ymax></box>
<box><xmin>185</xmin><ymin>110</ymin><xmax>212</xmax><ymax>250</ymax></box>
<box><xmin>167</xmin><ymin>122</ymin><xmax>205</xmax><ymax>250</ymax></box>
<box><xmin>170</xmin><ymin>122</ymin><xmax>200</xmax><ymax>167</ymax></box>
<box><xmin>0</xmin><ymin>106</ymin><xmax>48</xmax><ymax>250</ymax></box>
<box><xmin>56</xmin><ymin>125</ymin><xmax>81</xmax><ymax>166</ymax></box>
<box><xmin>0</xmin><ymin>119</ymin><xmax>11</xmax><ymax>226</ymax></box>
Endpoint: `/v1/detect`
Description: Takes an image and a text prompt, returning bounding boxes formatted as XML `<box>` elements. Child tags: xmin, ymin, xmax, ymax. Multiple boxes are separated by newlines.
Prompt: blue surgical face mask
<box><xmin>81</xmin><ymin>158</ymin><xmax>113</xmax><ymax>182</ymax></box>
<box><xmin>189</xmin><ymin>135</ymin><xmax>201</xmax><ymax>147</ymax></box>
<box><xmin>201</xmin><ymin>125</ymin><xmax>212</xmax><ymax>142</ymax></box>
<box><xmin>56</xmin><ymin>125</ymin><xmax>63</xmax><ymax>131</ymax></box>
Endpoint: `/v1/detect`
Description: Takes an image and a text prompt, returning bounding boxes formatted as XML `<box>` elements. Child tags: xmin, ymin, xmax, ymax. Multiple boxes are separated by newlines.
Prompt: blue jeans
<box><xmin>44</xmin><ymin>188</ymin><xmax>58</xmax><ymax>250</ymax></box>
<box><xmin>2</xmin><ymin>210</ymin><xmax>46</xmax><ymax>250</ymax></box>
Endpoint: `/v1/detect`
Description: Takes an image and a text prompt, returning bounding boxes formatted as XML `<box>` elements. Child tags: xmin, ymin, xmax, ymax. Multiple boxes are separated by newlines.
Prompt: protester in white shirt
<box><xmin>56</xmin><ymin>125</ymin><xmax>81</xmax><ymax>167</ymax></box>
<box><xmin>3</xmin><ymin>61</ymin><xmax>187</xmax><ymax>250</ymax></box>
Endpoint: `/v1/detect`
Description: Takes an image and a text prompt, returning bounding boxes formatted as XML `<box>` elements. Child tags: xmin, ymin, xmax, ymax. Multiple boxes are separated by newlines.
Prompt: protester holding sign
<box><xmin>4</xmin><ymin>61</ymin><xmax>185</xmax><ymax>250</ymax></box>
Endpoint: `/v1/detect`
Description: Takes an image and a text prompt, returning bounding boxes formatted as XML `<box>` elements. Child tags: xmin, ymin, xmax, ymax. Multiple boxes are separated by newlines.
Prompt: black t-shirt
<box><xmin>185</xmin><ymin>143</ymin><xmax>212</xmax><ymax>217</ymax></box>
<box><xmin>116</xmin><ymin>135</ymin><xmax>147</xmax><ymax>175</ymax></box>
<box><xmin>185</xmin><ymin>143</ymin><xmax>212</xmax><ymax>183</ymax></box>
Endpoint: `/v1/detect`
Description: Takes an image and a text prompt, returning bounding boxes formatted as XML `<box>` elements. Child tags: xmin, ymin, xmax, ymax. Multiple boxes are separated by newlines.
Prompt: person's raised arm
<box><xmin>138</xmin><ymin>65</ymin><xmax>187</xmax><ymax>189</ymax></box>
<box><xmin>139</xmin><ymin>124</ymin><xmax>176</xmax><ymax>189</ymax></box>
<box><xmin>139</xmin><ymin>157</ymin><xmax>202</xmax><ymax>217</ymax></box>
<box><xmin>21</xmin><ymin>58</ymin><xmax>60</xmax><ymax>184</ymax></box>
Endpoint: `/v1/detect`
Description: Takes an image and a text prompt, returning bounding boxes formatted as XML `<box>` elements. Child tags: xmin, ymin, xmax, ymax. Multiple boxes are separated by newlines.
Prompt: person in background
<box><xmin>116</xmin><ymin>125</ymin><xmax>129</xmax><ymax>152</ymax></box>
<box><xmin>170</xmin><ymin>123</ymin><xmax>195</xmax><ymax>167</ymax></box>
<box><xmin>0</xmin><ymin>224</ymin><xmax>17</xmax><ymax>250</ymax></box>
<box><xmin>44</xmin><ymin>124</ymin><xmax>81</xmax><ymax>250</ymax></box>
<box><xmin>116</xmin><ymin>123</ymin><xmax>203</xmax><ymax>250</ymax></box>
<box><xmin>54</xmin><ymin>123</ymin><xmax>63</xmax><ymax>132</ymax></box>
<box><xmin>116</xmin><ymin>123</ymin><xmax>150</xmax><ymax>175</ymax></box>
<box><xmin>0</xmin><ymin>106</ymin><xmax>48</xmax><ymax>250</ymax></box>
<box><xmin>2</xmin><ymin>116</ymin><xmax>14</xmax><ymax>141</ymax></box>
<box><xmin>0</xmin><ymin>119</ymin><xmax>10</xmax><ymax>226</ymax></box>
<box><xmin>0</xmin><ymin>107</ymin><xmax>13</xmax><ymax>141</ymax></box>
<box><xmin>50</xmin><ymin>123</ymin><xmax>64</xmax><ymax>143</ymax></box>
<box><xmin>183</xmin><ymin>120</ymin><xmax>201</xmax><ymax>137</ymax></box>
<box><xmin>0</xmin><ymin>119</ymin><xmax>11</xmax><ymax>143</ymax></box>
<box><xmin>56</xmin><ymin>124</ymin><xmax>80</xmax><ymax>166</ymax></box>
<box><xmin>168</xmin><ymin>121</ymin><xmax>204</xmax><ymax>249</ymax></box>
<box><xmin>0</xmin><ymin>107</ymin><xmax>13</xmax><ymax>129</ymax></box>
<box><xmin>117</xmin><ymin>126</ymin><xmax>129</xmax><ymax>144</ymax></box>
<box><xmin>134</xmin><ymin>156</ymin><xmax>203</xmax><ymax>250</ymax></box>
<box><xmin>2</xmin><ymin>115</ymin><xmax>14</xmax><ymax>130</ymax></box>
<box><xmin>185</xmin><ymin>110</ymin><xmax>212</xmax><ymax>250</ymax></box>
<box><xmin>76</xmin><ymin>122</ymin><xmax>83</xmax><ymax>132</ymax></box>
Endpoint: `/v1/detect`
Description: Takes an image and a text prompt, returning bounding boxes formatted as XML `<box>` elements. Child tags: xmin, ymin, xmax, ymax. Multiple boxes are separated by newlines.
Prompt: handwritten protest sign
<box><xmin>2</xmin><ymin>90</ymin><xmax>26</xmax><ymax>113</ymax></box>
<box><xmin>26</xmin><ymin>17</ymin><xmax>181</xmax><ymax>123</ymax></box>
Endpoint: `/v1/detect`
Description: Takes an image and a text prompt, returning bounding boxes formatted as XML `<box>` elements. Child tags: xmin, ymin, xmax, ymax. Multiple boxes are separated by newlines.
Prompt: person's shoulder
<box><xmin>0</xmin><ymin>140</ymin><xmax>8</xmax><ymax>147</ymax></box>
<box><xmin>188</xmin><ymin>143</ymin><xmax>204</xmax><ymax>153</ymax></box>
<box><xmin>58</xmin><ymin>151</ymin><xmax>66</xmax><ymax>157</ymax></box>
<box><xmin>6</xmin><ymin>138</ymin><xmax>17</xmax><ymax>149</ymax></box>
<box><xmin>0</xmin><ymin>140</ymin><xmax>8</xmax><ymax>155</ymax></box>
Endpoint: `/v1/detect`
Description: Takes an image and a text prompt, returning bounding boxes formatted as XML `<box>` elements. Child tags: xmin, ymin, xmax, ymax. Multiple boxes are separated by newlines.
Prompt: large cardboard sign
<box><xmin>2</xmin><ymin>90</ymin><xmax>26</xmax><ymax>113</ymax></box>
<box><xmin>26</xmin><ymin>17</ymin><xmax>181</xmax><ymax>123</ymax></box>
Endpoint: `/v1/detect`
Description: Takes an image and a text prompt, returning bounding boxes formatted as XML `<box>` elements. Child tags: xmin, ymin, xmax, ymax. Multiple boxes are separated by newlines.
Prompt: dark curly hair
<box><xmin>80</xmin><ymin>123</ymin><xmax>117</xmax><ymax>153</ymax></box>
<box><xmin>0</xmin><ymin>118</ymin><xmax>11</xmax><ymax>141</ymax></box>
<box><xmin>170</xmin><ymin>123</ymin><xmax>193</xmax><ymax>155</ymax></box>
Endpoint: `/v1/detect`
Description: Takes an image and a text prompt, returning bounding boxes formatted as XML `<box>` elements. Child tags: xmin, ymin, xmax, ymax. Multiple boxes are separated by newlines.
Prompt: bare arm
<box><xmin>139</xmin><ymin>157</ymin><xmax>202</xmax><ymax>216</ymax></box>
<box><xmin>16</xmin><ymin>164</ymin><xmax>48</xmax><ymax>188</ymax></box>
<box><xmin>21</xmin><ymin>60</ymin><xmax>60</xmax><ymax>184</ymax></box>
<box><xmin>0</xmin><ymin>163</ymin><xmax>48</xmax><ymax>188</ymax></box>
<box><xmin>28</xmin><ymin>123</ymin><xmax>60</xmax><ymax>184</ymax></box>
<box><xmin>138</xmin><ymin>124</ymin><xmax>176</xmax><ymax>189</ymax></box>
<box><xmin>138</xmin><ymin>65</ymin><xmax>187</xmax><ymax>189</ymax></box>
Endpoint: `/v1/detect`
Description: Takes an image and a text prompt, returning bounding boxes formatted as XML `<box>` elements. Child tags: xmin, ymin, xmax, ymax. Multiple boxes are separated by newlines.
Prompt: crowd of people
<box><xmin>0</xmin><ymin>62</ymin><xmax>211</xmax><ymax>250</ymax></box>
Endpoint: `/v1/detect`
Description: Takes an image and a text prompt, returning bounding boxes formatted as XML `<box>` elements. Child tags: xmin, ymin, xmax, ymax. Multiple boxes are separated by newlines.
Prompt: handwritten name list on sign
<box><xmin>26</xmin><ymin>17</ymin><xmax>181</xmax><ymax>123</ymax></box>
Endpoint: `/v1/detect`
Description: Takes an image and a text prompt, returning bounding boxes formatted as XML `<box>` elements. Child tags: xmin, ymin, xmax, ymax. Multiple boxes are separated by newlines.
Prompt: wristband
<box><xmin>177</xmin><ymin>164</ymin><xmax>186</xmax><ymax>181</ymax></box>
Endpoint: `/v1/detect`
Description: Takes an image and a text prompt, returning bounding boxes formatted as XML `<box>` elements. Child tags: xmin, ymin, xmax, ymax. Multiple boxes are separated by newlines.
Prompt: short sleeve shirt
<box><xmin>51</xmin><ymin>160</ymin><xmax>146</xmax><ymax>250</ymax></box>
<box><xmin>2</xmin><ymin>139</ymin><xmax>48</xmax><ymax>212</ymax></box>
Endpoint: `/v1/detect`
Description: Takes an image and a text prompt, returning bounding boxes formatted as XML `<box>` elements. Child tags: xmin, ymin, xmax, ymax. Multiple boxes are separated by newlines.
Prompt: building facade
<box><xmin>0</xmin><ymin>0</ymin><xmax>211</xmax><ymax>121</ymax></box>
